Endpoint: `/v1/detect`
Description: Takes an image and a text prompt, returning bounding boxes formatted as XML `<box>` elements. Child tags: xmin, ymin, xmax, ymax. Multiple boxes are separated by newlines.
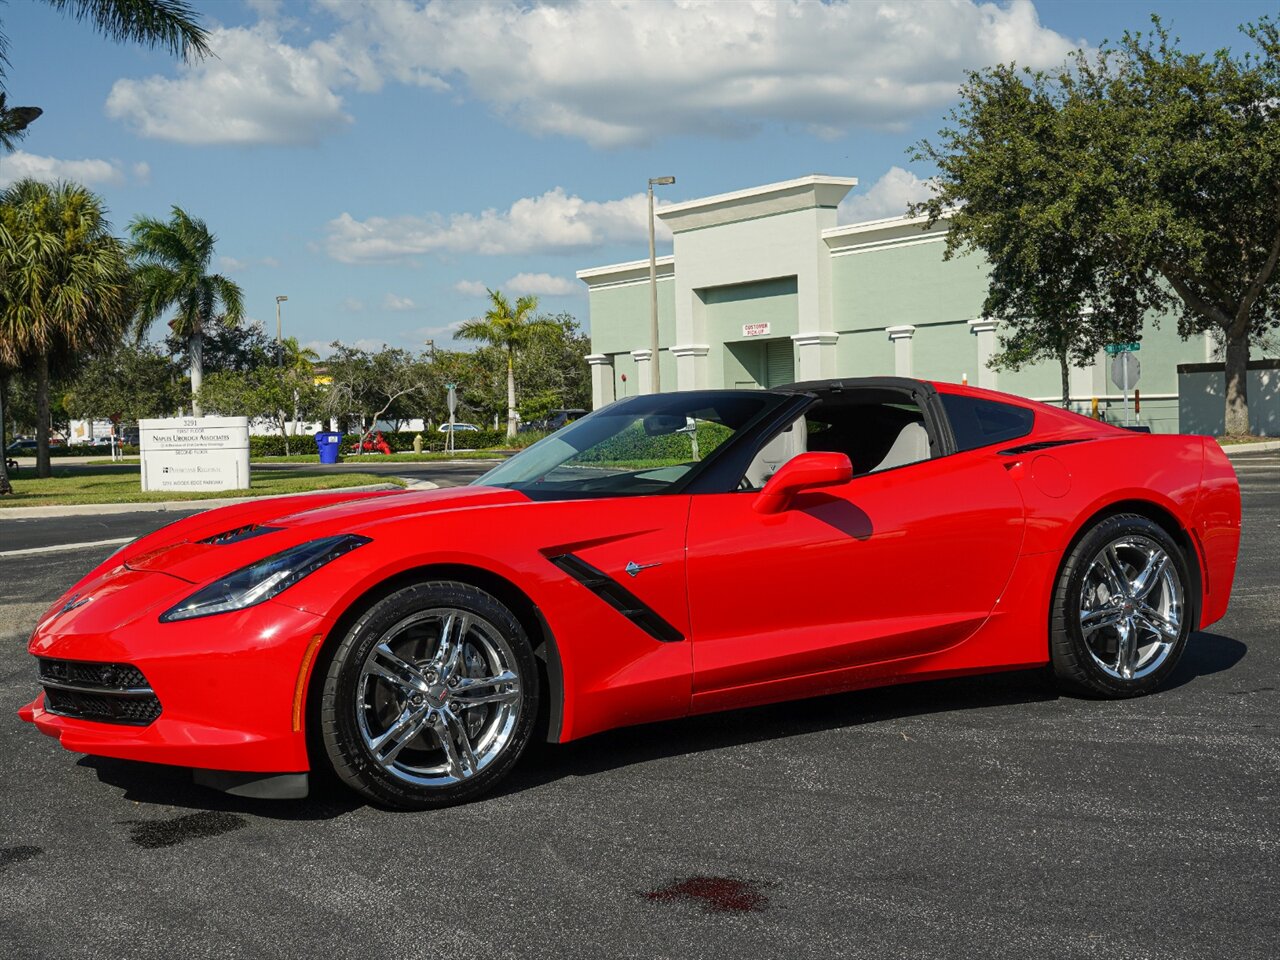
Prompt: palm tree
<box><xmin>456</xmin><ymin>289</ymin><xmax>553</xmax><ymax>439</ymax></box>
<box><xmin>0</xmin><ymin>179</ymin><xmax>131</xmax><ymax>478</ymax></box>
<box><xmin>130</xmin><ymin>207</ymin><xmax>244</xmax><ymax>416</ymax></box>
<box><xmin>0</xmin><ymin>2</ymin><xmax>209</xmax><ymax>142</ymax></box>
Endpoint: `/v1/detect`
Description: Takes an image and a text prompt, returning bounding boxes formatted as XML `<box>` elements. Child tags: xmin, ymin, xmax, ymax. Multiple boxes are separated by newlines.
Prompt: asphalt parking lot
<box><xmin>1</xmin><ymin>455</ymin><xmax>1276</xmax><ymax>959</ymax></box>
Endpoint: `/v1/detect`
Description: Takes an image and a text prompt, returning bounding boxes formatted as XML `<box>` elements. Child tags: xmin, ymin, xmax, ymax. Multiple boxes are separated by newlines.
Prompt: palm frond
<box><xmin>40</xmin><ymin>0</ymin><xmax>210</xmax><ymax>61</ymax></box>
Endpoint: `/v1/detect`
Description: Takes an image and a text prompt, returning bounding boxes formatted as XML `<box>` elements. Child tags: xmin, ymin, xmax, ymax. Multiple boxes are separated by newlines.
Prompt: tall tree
<box><xmin>130</xmin><ymin>207</ymin><xmax>244</xmax><ymax>416</ymax></box>
<box><xmin>912</xmin><ymin>63</ymin><xmax>1144</xmax><ymax>407</ymax></box>
<box><xmin>918</xmin><ymin>16</ymin><xmax>1280</xmax><ymax>435</ymax></box>
<box><xmin>0</xmin><ymin>180</ymin><xmax>131</xmax><ymax>478</ymax></box>
<box><xmin>322</xmin><ymin>344</ymin><xmax>427</xmax><ymax>452</ymax></box>
<box><xmin>63</xmin><ymin>342</ymin><xmax>183</xmax><ymax>424</ymax></box>
<box><xmin>456</xmin><ymin>289</ymin><xmax>553</xmax><ymax>439</ymax></box>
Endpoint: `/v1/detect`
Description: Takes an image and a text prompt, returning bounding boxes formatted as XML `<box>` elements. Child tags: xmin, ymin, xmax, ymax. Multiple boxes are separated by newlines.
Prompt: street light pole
<box><xmin>648</xmin><ymin>176</ymin><xmax>675</xmax><ymax>393</ymax></box>
<box><xmin>275</xmin><ymin>295</ymin><xmax>288</xmax><ymax>367</ymax></box>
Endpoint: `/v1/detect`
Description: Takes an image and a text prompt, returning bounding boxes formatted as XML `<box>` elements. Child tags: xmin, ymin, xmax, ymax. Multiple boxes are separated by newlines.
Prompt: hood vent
<box><xmin>197</xmin><ymin>524</ymin><xmax>282</xmax><ymax>546</ymax></box>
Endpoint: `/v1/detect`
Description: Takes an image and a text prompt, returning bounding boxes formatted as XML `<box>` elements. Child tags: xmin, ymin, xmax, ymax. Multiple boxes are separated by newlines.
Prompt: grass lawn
<box><xmin>0</xmin><ymin>464</ymin><xmax>402</xmax><ymax>508</ymax></box>
<box><xmin>1216</xmin><ymin>435</ymin><xmax>1277</xmax><ymax>445</ymax></box>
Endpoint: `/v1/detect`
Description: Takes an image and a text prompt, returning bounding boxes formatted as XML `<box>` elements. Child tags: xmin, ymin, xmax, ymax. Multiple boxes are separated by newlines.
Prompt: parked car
<box><xmin>436</xmin><ymin>422</ymin><xmax>480</xmax><ymax>433</ymax></box>
<box><xmin>520</xmin><ymin>408</ymin><xmax>588</xmax><ymax>433</ymax></box>
<box><xmin>19</xmin><ymin>378</ymin><xmax>1241</xmax><ymax>810</ymax></box>
<box><xmin>5</xmin><ymin>439</ymin><xmax>37</xmax><ymax>455</ymax></box>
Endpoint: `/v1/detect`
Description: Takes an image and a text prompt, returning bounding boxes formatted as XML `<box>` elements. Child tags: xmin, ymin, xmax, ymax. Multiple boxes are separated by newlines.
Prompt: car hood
<box><xmin>123</xmin><ymin>484</ymin><xmax>529</xmax><ymax>585</ymax></box>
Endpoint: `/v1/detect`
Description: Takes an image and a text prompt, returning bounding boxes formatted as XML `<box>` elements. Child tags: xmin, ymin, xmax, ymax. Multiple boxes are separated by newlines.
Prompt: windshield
<box><xmin>475</xmin><ymin>391</ymin><xmax>785</xmax><ymax>498</ymax></box>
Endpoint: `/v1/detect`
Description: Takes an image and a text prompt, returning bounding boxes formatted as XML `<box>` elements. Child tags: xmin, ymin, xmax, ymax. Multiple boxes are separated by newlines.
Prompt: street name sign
<box><xmin>1104</xmin><ymin>342</ymin><xmax>1142</xmax><ymax>355</ymax></box>
<box><xmin>139</xmin><ymin>417</ymin><xmax>251</xmax><ymax>493</ymax></box>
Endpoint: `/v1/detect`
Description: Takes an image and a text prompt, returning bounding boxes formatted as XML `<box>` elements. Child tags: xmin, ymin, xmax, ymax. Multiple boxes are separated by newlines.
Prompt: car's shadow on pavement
<box><xmin>77</xmin><ymin>631</ymin><xmax>1246</xmax><ymax>816</ymax></box>
<box><xmin>497</xmin><ymin>630</ymin><xmax>1248</xmax><ymax>799</ymax></box>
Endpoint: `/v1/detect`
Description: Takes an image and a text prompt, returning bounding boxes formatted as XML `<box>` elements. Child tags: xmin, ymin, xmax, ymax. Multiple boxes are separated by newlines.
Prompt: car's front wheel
<box><xmin>320</xmin><ymin>581</ymin><xmax>538</xmax><ymax>809</ymax></box>
<box><xmin>1050</xmin><ymin>513</ymin><xmax>1193</xmax><ymax>698</ymax></box>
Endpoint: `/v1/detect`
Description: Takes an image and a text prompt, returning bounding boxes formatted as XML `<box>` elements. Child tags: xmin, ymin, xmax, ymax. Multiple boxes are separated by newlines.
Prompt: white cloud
<box><xmin>316</xmin><ymin>0</ymin><xmax>1082</xmax><ymax>147</ymax></box>
<box><xmin>131</xmin><ymin>161</ymin><xmax>151</xmax><ymax>184</ymax></box>
<box><xmin>838</xmin><ymin>167</ymin><xmax>936</xmax><ymax>224</ymax></box>
<box><xmin>341</xmin><ymin>297</ymin><xmax>365</xmax><ymax>312</ymax></box>
<box><xmin>106</xmin><ymin>1</ymin><xmax>1079</xmax><ymax>148</ymax></box>
<box><xmin>325</xmin><ymin>187</ymin><xmax>666</xmax><ymax>263</ymax></box>
<box><xmin>504</xmin><ymin>273</ymin><xmax>578</xmax><ymax>296</ymax></box>
<box><xmin>383</xmin><ymin>293</ymin><xmax>416</xmax><ymax>311</ymax></box>
<box><xmin>0</xmin><ymin>150</ymin><xmax>127</xmax><ymax>188</ymax></box>
<box><xmin>454</xmin><ymin>280</ymin><xmax>488</xmax><ymax>297</ymax></box>
<box><xmin>217</xmin><ymin>254</ymin><xmax>283</xmax><ymax>272</ymax></box>
<box><xmin>105</xmin><ymin>25</ymin><xmax>352</xmax><ymax>145</ymax></box>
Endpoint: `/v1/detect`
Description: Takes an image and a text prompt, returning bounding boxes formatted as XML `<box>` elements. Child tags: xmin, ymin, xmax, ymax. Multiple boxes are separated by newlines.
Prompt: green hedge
<box><xmin>246</xmin><ymin>429</ymin><xmax>522</xmax><ymax>458</ymax></box>
<box><xmin>577</xmin><ymin>421</ymin><xmax>733</xmax><ymax>464</ymax></box>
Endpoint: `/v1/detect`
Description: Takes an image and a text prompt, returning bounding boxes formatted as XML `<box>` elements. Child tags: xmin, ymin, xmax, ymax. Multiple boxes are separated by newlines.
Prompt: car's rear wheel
<box><xmin>1050</xmin><ymin>514</ymin><xmax>1192</xmax><ymax>698</ymax></box>
<box><xmin>320</xmin><ymin>581</ymin><xmax>538</xmax><ymax>809</ymax></box>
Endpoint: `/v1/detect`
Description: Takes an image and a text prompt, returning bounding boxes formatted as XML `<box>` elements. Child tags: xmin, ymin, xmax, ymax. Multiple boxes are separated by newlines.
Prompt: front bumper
<box><xmin>19</xmin><ymin>566</ymin><xmax>334</xmax><ymax>774</ymax></box>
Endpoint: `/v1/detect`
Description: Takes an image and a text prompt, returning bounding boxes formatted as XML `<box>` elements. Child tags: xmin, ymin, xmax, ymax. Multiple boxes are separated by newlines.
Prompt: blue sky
<box><xmin>4</xmin><ymin>0</ymin><xmax>1275</xmax><ymax>355</ymax></box>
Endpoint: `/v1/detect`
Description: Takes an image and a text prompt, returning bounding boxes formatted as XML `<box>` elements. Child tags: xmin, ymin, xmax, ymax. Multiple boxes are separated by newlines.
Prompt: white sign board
<box><xmin>743</xmin><ymin>322</ymin><xmax>771</xmax><ymax>338</ymax></box>
<box><xmin>139</xmin><ymin>417</ymin><xmax>251</xmax><ymax>493</ymax></box>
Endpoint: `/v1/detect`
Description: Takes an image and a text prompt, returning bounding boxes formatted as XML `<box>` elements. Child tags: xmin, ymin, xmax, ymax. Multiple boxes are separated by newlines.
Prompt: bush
<box><xmin>246</xmin><ymin>429</ymin><xmax>517</xmax><ymax>458</ymax></box>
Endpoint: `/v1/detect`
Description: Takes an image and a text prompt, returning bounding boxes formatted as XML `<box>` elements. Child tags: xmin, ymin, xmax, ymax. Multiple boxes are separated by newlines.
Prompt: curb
<box><xmin>1219</xmin><ymin>440</ymin><xmax>1280</xmax><ymax>457</ymax></box>
<box><xmin>0</xmin><ymin>482</ymin><xmax>405</xmax><ymax>520</ymax></box>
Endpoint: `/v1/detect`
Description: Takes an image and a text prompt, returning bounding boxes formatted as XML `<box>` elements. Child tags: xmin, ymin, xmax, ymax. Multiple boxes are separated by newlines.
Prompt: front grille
<box><xmin>38</xmin><ymin>658</ymin><xmax>161</xmax><ymax>726</ymax></box>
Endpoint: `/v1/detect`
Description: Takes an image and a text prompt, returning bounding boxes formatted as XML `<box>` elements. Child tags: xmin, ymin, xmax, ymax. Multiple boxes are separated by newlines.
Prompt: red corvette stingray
<box><xmin>19</xmin><ymin>379</ymin><xmax>1241</xmax><ymax>808</ymax></box>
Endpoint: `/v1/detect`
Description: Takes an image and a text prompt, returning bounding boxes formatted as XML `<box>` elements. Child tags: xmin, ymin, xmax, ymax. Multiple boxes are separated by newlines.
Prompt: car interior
<box><xmin>740</xmin><ymin>393</ymin><xmax>933</xmax><ymax>489</ymax></box>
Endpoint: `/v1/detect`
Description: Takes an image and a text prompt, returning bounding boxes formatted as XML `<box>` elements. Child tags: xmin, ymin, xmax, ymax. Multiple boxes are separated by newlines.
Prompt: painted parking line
<box><xmin>0</xmin><ymin>537</ymin><xmax>133</xmax><ymax>559</ymax></box>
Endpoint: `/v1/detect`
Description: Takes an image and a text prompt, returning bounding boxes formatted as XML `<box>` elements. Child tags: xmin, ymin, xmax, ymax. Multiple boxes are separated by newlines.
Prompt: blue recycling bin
<box><xmin>315</xmin><ymin>431</ymin><xmax>342</xmax><ymax>464</ymax></box>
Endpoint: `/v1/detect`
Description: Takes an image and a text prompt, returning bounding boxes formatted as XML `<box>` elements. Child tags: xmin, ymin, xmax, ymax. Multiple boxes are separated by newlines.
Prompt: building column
<box><xmin>967</xmin><ymin>319</ymin><xmax>999</xmax><ymax>389</ymax></box>
<box><xmin>885</xmin><ymin>325</ymin><xmax>916</xmax><ymax>378</ymax></box>
<box><xmin>630</xmin><ymin>349</ymin><xmax>654</xmax><ymax>395</ymax></box>
<box><xmin>585</xmin><ymin>353</ymin><xmax>615</xmax><ymax>410</ymax></box>
<box><xmin>791</xmin><ymin>333</ymin><xmax>839</xmax><ymax>381</ymax></box>
<box><xmin>671</xmin><ymin>343</ymin><xmax>710</xmax><ymax>391</ymax></box>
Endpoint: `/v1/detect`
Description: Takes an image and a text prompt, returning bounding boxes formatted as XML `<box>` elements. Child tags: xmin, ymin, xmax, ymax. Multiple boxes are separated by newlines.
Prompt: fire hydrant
<box><xmin>412</xmin><ymin>433</ymin><xmax>423</xmax><ymax>454</ymax></box>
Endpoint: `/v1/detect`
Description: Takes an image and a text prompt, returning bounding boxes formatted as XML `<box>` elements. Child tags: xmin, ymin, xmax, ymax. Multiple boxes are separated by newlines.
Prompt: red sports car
<box><xmin>19</xmin><ymin>378</ymin><xmax>1241</xmax><ymax>809</ymax></box>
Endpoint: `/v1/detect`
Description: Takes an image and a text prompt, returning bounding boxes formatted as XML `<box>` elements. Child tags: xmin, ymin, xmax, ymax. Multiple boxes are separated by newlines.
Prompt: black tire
<box><xmin>1050</xmin><ymin>513</ymin><xmax>1194</xmax><ymax>699</ymax></box>
<box><xmin>320</xmin><ymin>580</ymin><xmax>539</xmax><ymax>809</ymax></box>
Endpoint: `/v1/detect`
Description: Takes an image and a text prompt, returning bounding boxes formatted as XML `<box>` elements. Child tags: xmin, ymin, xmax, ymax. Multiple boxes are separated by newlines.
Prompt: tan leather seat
<box><xmin>870</xmin><ymin>421</ymin><xmax>929</xmax><ymax>472</ymax></box>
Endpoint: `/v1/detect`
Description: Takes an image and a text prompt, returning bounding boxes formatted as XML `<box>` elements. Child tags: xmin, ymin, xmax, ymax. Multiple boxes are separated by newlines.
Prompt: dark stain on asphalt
<box><xmin>643</xmin><ymin>876</ymin><xmax>769</xmax><ymax>914</ymax></box>
<box><xmin>0</xmin><ymin>845</ymin><xmax>43</xmax><ymax>869</ymax></box>
<box><xmin>123</xmin><ymin>811</ymin><xmax>248</xmax><ymax>849</ymax></box>
<box><xmin>1226</xmin><ymin>686</ymin><xmax>1274</xmax><ymax>695</ymax></box>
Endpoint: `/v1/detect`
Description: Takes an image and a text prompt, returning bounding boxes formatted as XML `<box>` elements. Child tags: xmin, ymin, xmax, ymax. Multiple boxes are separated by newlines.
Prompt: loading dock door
<box><xmin>727</xmin><ymin>338</ymin><xmax>795</xmax><ymax>389</ymax></box>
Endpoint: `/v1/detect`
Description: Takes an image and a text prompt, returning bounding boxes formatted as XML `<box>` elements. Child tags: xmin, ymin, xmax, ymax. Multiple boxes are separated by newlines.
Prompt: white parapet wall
<box><xmin>139</xmin><ymin>416</ymin><xmax>251</xmax><ymax>492</ymax></box>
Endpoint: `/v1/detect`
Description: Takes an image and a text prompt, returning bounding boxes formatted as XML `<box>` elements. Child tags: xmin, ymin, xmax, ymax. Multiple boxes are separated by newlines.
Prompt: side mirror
<box><xmin>753</xmin><ymin>452</ymin><xmax>852</xmax><ymax>514</ymax></box>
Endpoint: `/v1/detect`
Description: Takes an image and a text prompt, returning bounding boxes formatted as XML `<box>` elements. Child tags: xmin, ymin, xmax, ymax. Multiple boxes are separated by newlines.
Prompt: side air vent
<box><xmin>547</xmin><ymin>553</ymin><xmax>684</xmax><ymax>643</ymax></box>
<box><xmin>198</xmin><ymin>524</ymin><xmax>281</xmax><ymax>545</ymax></box>
<box><xmin>999</xmin><ymin>439</ymin><xmax>1090</xmax><ymax>456</ymax></box>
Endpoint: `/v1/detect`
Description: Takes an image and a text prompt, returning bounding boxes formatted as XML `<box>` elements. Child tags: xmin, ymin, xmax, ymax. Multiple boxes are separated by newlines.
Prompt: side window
<box><xmin>805</xmin><ymin>400</ymin><xmax>930</xmax><ymax>474</ymax></box>
<box><xmin>941</xmin><ymin>394</ymin><xmax>1034</xmax><ymax>451</ymax></box>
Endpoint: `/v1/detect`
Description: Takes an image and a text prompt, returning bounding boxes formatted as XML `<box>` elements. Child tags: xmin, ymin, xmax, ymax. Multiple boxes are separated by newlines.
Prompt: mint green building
<box><xmin>578</xmin><ymin>175</ymin><xmax>1225</xmax><ymax>434</ymax></box>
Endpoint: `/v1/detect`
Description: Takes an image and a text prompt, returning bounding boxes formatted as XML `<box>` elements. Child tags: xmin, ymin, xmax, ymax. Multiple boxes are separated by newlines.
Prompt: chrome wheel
<box><xmin>1079</xmin><ymin>534</ymin><xmax>1184</xmax><ymax>681</ymax></box>
<box><xmin>355</xmin><ymin>608</ymin><xmax>521</xmax><ymax>787</ymax></box>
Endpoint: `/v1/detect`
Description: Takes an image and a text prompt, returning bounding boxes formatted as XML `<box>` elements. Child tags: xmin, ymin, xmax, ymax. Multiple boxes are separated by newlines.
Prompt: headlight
<box><xmin>160</xmin><ymin>535</ymin><xmax>370</xmax><ymax>622</ymax></box>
